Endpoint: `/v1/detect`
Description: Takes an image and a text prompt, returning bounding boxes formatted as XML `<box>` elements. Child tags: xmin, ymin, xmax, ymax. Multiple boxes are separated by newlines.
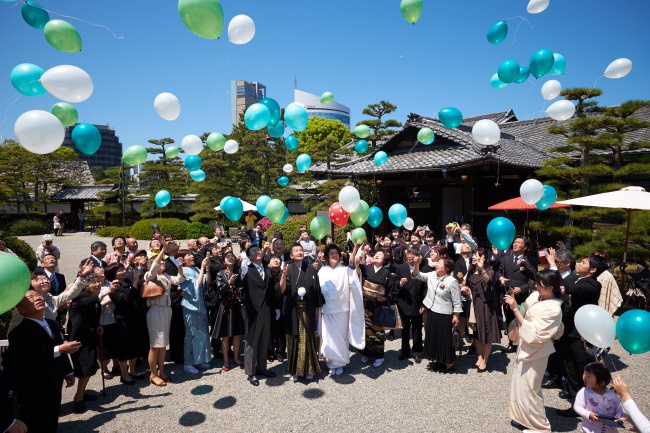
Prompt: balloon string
<box><xmin>39</xmin><ymin>5</ymin><xmax>125</xmax><ymax>39</ymax></box>
<box><xmin>585</xmin><ymin>76</ymin><xmax>604</xmax><ymax>100</ymax></box>
<box><xmin>506</xmin><ymin>14</ymin><xmax>533</xmax><ymax>46</ymax></box>
<box><xmin>0</xmin><ymin>92</ymin><xmax>22</xmax><ymax>137</ymax></box>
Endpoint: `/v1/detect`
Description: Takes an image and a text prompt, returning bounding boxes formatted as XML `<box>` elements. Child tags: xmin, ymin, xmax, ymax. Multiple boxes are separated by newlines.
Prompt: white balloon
<box><xmin>40</xmin><ymin>65</ymin><xmax>93</xmax><ymax>102</ymax></box>
<box><xmin>527</xmin><ymin>0</ymin><xmax>549</xmax><ymax>14</ymax></box>
<box><xmin>224</xmin><ymin>139</ymin><xmax>239</xmax><ymax>154</ymax></box>
<box><xmin>282</xmin><ymin>164</ymin><xmax>293</xmax><ymax>173</ymax></box>
<box><xmin>471</xmin><ymin>119</ymin><xmax>501</xmax><ymax>145</ymax></box>
<box><xmin>403</xmin><ymin>217</ymin><xmax>415</xmax><ymax>231</ymax></box>
<box><xmin>154</xmin><ymin>92</ymin><xmax>180</xmax><ymax>121</ymax></box>
<box><xmin>520</xmin><ymin>179</ymin><xmax>545</xmax><ymax>205</ymax></box>
<box><xmin>228</xmin><ymin>15</ymin><xmax>256</xmax><ymax>45</ymax></box>
<box><xmin>339</xmin><ymin>186</ymin><xmax>360</xmax><ymax>213</ymax></box>
<box><xmin>541</xmin><ymin>80</ymin><xmax>562</xmax><ymax>101</ymax></box>
<box><xmin>182</xmin><ymin>134</ymin><xmax>203</xmax><ymax>155</ymax></box>
<box><xmin>604</xmin><ymin>58</ymin><xmax>633</xmax><ymax>79</ymax></box>
<box><xmin>574</xmin><ymin>305</ymin><xmax>616</xmax><ymax>348</ymax></box>
<box><xmin>546</xmin><ymin>100</ymin><xmax>576</xmax><ymax>121</ymax></box>
<box><xmin>14</xmin><ymin>110</ymin><xmax>65</xmax><ymax>154</ymax></box>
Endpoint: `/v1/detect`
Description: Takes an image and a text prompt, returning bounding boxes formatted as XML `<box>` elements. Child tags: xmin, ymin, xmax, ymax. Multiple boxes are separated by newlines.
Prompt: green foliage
<box><xmin>0</xmin><ymin>234</ymin><xmax>37</xmax><ymax>270</ymax></box>
<box><xmin>95</xmin><ymin>226</ymin><xmax>132</xmax><ymax>238</ymax></box>
<box><xmin>294</xmin><ymin>118</ymin><xmax>353</xmax><ymax>168</ymax></box>
<box><xmin>267</xmin><ymin>214</ymin><xmax>314</xmax><ymax>244</ymax></box>
<box><xmin>357</xmin><ymin>100</ymin><xmax>402</xmax><ymax>147</ymax></box>
<box><xmin>5</xmin><ymin>219</ymin><xmax>49</xmax><ymax>236</ymax></box>
<box><xmin>129</xmin><ymin>218</ymin><xmax>188</xmax><ymax>240</ymax></box>
<box><xmin>186</xmin><ymin>221</ymin><xmax>213</xmax><ymax>239</ymax></box>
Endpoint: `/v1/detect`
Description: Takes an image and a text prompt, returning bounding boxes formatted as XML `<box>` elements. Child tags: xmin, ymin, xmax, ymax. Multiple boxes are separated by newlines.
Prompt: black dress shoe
<box><xmin>414</xmin><ymin>354</ymin><xmax>422</xmax><ymax>364</ymax></box>
<box><xmin>558</xmin><ymin>390</ymin><xmax>574</xmax><ymax>400</ymax></box>
<box><xmin>501</xmin><ymin>344</ymin><xmax>518</xmax><ymax>353</ymax></box>
<box><xmin>248</xmin><ymin>375</ymin><xmax>259</xmax><ymax>386</ymax></box>
<box><xmin>74</xmin><ymin>401</ymin><xmax>87</xmax><ymax>414</ymax></box>
<box><xmin>386</xmin><ymin>331</ymin><xmax>395</xmax><ymax>341</ymax></box>
<box><xmin>541</xmin><ymin>378</ymin><xmax>562</xmax><ymax>389</ymax></box>
<box><xmin>130</xmin><ymin>372</ymin><xmax>146</xmax><ymax>380</ymax></box>
<box><xmin>120</xmin><ymin>376</ymin><xmax>136</xmax><ymax>385</ymax></box>
<box><xmin>477</xmin><ymin>366</ymin><xmax>488</xmax><ymax>373</ymax></box>
<box><xmin>83</xmin><ymin>393</ymin><xmax>98</xmax><ymax>401</ymax></box>
<box><xmin>556</xmin><ymin>407</ymin><xmax>579</xmax><ymax>417</ymax></box>
<box><xmin>510</xmin><ymin>419</ymin><xmax>526</xmax><ymax>430</ymax></box>
<box><xmin>257</xmin><ymin>370</ymin><xmax>276</xmax><ymax>378</ymax></box>
<box><xmin>276</xmin><ymin>354</ymin><xmax>285</xmax><ymax>362</ymax></box>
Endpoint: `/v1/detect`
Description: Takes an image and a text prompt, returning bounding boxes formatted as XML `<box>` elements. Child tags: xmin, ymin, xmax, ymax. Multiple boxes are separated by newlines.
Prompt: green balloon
<box><xmin>354</xmin><ymin>124</ymin><xmax>371</xmax><ymax>139</ymax></box>
<box><xmin>165</xmin><ymin>146</ymin><xmax>181</xmax><ymax>158</ymax></box>
<box><xmin>320</xmin><ymin>92</ymin><xmax>334</xmax><ymax>104</ymax></box>
<box><xmin>417</xmin><ymin>127</ymin><xmax>433</xmax><ymax>144</ymax></box>
<box><xmin>122</xmin><ymin>145</ymin><xmax>148</xmax><ymax>165</ymax></box>
<box><xmin>43</xmin><ymin>19</ymin><xmax>82</xmax><ymax>53</ymax></box>
<box><xmin>400</xmin><ymin>0</ymin><xmax>423</xmax><ymax>24</ymax></box>
<box><xmin>50</xmin><ymin>102</ymin><xmax>78</xmax><ymax>126</ymax></box>
<box><xmin>0</xmin><ymin>254</ymin><xmax>31</xmax><ymax>315</ymax></box>
<box><xmin>178</xmin><ymin>0</ymin><xmax>224</xmax><ymax>40</ymax></box>
<box><xmin>207</xmin><ymin>132</ymin><xmax>226</xmax><ymax>150</ymax></box>
<box><xmin>310</xmin><ymin>216</ymin><xmax>329</xmax><ymax>240</ymax></box>
<box><xmin>350</xmin><ymin>200</ymin><xmax>370</xmax><ymax>226</ymax></box>
<box><xmin>351</xmin><ymin>227</ymin><xmax>367</xmax><ymax>243</ymax></box>
<box><xmin>265</xmin><ymin>199</ymin><xmax>285</xmax><ymax>223</ymax></box>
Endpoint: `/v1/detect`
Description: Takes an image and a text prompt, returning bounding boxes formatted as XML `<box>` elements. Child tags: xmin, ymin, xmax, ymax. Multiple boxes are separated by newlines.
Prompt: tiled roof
<box><xmin>463</xmin><ymin>109</ymin><xmax>518</xmax><ymax>126</ymax></box>
<box><xmin>51</xmin><ymin>184</ymin><xmax>116</xmax><ymax>200</ymax></box>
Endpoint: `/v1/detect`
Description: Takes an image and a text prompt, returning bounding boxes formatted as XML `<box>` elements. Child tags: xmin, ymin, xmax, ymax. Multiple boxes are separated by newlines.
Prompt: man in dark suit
<box><xmin>395</xmin><ymin>247</ymin><xmax>427</xmax><ymax>362</ymax></box>
<box><xmin>496</xmin><ymin>236</ymin><xmax>537</xmax><ymax>353</ymax></box>
<box><xmin>243</xmin><ymin>246</ymin><xmax>277</xmax><ymax>386</ymax></box>
<box><xmin>39</xmin><ymin>253</ymin><xmax>66</xmax><ymax>296</ymax></box>
<box><xmin>0</xmin><ymin>361</ymin><xmax>27</xmax><ymax>433</ymax></box>
<box><xmin>163</xmin><ymin>241</ymin><xmax>185</xmax><ymax>365</ymax></box>
<box><xmin>2</xmin><ymin>289</ymin><xmax>80</xmax><ymax>433</ymax></box>
<box><xmin>81</xmin><ymin>241</ymin><xmax>108</xmax><ymax>269</ymax></box>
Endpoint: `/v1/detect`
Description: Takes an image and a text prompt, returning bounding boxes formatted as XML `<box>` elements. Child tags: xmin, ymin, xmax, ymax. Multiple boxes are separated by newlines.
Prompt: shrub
<box><xmin>186</xmin><ymin>221</ymin><xmax>213</xmax><ymax>239</ymax></box>
<box><xmin>5</xmin><ymin>219</ymin><xmax>49</xmax><ymax>236</ymax></box>
<box><xmin>95</xmin><ymin>226</ymin><xmax>132</xmax><ymax>238</ymax></box>
<box><xmin>129</xmin><ymin>218</ymin><xmax>189</xmax><ymax>240</ymax></box>
<box><xmin>266</xmin><ymin>214</ymin><xmax>314</xmax><ymax>244</ymax></box>
<box><xmin>0</xmin><ymin>234</ymin><xmax>37</xmax><ymax>270</ymax></box>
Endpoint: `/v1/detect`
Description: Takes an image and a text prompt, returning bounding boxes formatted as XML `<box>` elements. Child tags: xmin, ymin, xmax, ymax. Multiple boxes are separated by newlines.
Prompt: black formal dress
<box><xmin>467</xmin><ymin>269</ymin><xmax>501</xmax><ymax>344</ymax></box>
<box><xmin>2</xmin><ymin>318</ymin><xmax>73</xmax><ymax>433</ymax></box>
<box><xmin>496</xmin><ymin>252</ymin><xmax>537</xmax><ymax>344</ymax></box>
<box><xmin>359</xmin><ymin>264</ymin><xmax>397</xmax><ymax>360</ymax></box>
<box><xmin>67</xmin><ymin>291</ymin><xmax>101</xmax><ymax>378</ymax></box>
<box><xmin>211</xmin><ymin>269</ymin><xmax>246</xmax><ymax>339</ymax></box>
<box><xmin>109</xmin><ymin>280</ymin><xmax>148</xmax><ymax>362</ymax></box>
<box><xmin>243</xmin><ymin>263</ymin><xmax>275</xmax><ymax>376</ymax></box>
<box><xmin>166</xmin><ymin>257</ymin><xmax>186</xmax><ymax>364</ymax></box>
<box><xmin>395</xmin><ymin>263</ymin><xmax>426</xmax><ymax>357</ymax></box>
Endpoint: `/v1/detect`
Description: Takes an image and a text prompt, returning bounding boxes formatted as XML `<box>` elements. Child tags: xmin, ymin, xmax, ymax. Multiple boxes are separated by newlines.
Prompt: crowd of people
<box><xmin>1</xmin><ymin>220</ymin><xmax>649</xmax><ymax>433</ymax></box>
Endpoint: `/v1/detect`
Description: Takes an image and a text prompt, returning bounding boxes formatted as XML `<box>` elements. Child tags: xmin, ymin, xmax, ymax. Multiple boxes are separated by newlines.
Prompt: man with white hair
<box><xmin>35</xmin><ymin>234</ymin><xmax>61</xmax><ymax>269</ymax></box>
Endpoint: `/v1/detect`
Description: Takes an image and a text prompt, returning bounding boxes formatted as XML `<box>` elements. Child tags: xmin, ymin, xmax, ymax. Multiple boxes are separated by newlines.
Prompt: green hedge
<box><xmin>0</xmin><ymin>234</ymin><xmax>37</xmax><ymax>271</ymax></box>
<box><xmin>95</xmin><ymin>226</ymin><xmax>132</xmax><ymax>238</ymax></box>
<box><xmin>5</xmin><ymin>219</ymin><xmax>50</xmax><ymax>236</ymax></box>
<box><xmin>267</xmin><ymin>214</ymin><xmax>314</xmax><ymax>244</ymax></box>
<box><xmin>129</xmin><ymin>218</ymin><xmax>189</xmax><ymax>240</ymax></box>
<box><xmin>186</xmin><ymin>221</ymin><xmax>213</xmax><ymax>239</ymax></box>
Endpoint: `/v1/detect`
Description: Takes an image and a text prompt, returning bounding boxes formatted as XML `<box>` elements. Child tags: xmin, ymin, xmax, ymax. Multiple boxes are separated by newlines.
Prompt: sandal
<box><xmin>159</xmin><ymin>375</ymin><xmax>171</xmax><ymax>383</ymax></box>
<box><xmin>150</xmin><ymin>376</ymin><xmax>167</xmax><ymax>387</ymax></box>
<box><xmin>223</xmin><ymin>365</ymin><xmax>231</xmax><ymax>372</ymax></box>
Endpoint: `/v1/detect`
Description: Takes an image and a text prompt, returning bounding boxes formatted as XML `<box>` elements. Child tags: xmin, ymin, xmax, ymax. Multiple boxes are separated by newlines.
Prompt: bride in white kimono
<box><xmin>318</xmin><ymin>243</ymin><xmax>365</xmax><ymax>376</ymax></box>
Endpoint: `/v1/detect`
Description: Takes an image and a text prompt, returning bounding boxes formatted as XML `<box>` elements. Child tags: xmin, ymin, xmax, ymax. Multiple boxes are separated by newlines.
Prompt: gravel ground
<box><xmin>16</xmin><ymin>233</ymin><xmax>650</xmax><ymax>433</ymax></box>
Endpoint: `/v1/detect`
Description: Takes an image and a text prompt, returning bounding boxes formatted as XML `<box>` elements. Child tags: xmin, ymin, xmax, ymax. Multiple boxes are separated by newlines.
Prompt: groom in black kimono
<box><xmin>243</xmin><ymin>246</ymin><xmax>277</xmax><ymax>386</ymax></box>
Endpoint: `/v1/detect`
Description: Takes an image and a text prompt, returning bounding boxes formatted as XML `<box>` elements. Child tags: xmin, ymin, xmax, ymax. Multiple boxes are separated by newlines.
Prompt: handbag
<box><xmin>140</xmin><ymin>280</ymin><xmax>165</xmax><ymax>299</ymax></box>
<box><xmin>373</xmin><ymin>303</ymin><xmax>403</xmax><ymax>330</ymax></box>
<box><xmin>452</xmin><ymin>325</ymin><xmax>463</xmax><ymax>350</ymax></box>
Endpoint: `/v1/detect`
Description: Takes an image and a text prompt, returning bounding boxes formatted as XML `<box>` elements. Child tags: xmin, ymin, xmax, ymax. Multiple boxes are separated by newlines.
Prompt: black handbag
<box><xmin>373</xmin><ymin>303</ymin><xmax>403</xmax><ymax>330</ymax></box>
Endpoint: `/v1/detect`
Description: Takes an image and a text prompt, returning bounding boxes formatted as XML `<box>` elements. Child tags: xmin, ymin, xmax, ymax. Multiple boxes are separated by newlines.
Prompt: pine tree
<box><xmin>356</xmin><ymin>100</ymin><xmax>402</xmax><ymax>147</ymax></box>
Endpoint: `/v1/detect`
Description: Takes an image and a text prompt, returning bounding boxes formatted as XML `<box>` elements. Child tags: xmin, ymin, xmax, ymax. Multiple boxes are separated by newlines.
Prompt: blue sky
<box><xmin>2</xmin><ymin>0</ymin><xmax>649</xmax><ymax>153</ymax></box>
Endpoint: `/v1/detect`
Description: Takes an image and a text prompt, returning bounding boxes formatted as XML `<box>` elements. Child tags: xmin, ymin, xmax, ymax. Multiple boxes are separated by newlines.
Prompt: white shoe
<box><xmin>290</xmin><ymin>375</ymin><xmax>298</xmax><ymax>382</ymax></box>
<box><xmin>329</xmin><ymin>368</ymin><xmax>336</xmax><ymax>375</ymax></box>
<box><xmin>360</xmin><ymin>356</ymin><xmax>369</xmax><ymax>364</ymax></box>
<box><xmin>335</xmin><ymin>367</ymin><xmax>343</xmax><ymax>375</ymax></box>
<box><xmin>373</xmin><ymin>358</ymin><xmax>385</xmax><ymax>368</ymax></box>
<box><xmin>305</xmin><ymin>374</ymin><xmax>314</xmax><ymax>380</ymax></box>
<box><xmin>197</xmin><ymin>362</ymin><xmax>211</xmax><ymax>369</ymax></box>
<box><xmin>184</xmin><ymin>364</ymin><xmax>199</xmax><ymax>374</ymax></box>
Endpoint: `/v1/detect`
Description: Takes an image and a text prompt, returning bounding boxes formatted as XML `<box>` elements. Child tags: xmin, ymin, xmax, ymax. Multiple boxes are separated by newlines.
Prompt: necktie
<box><xmin>514</xmin><ymin>255</ymin><xmax>521</xmax><ymax>264</ymax></box>
<box><xmin>49</xmin><ymin>273</ymin><xmax>59</xmax><ymax>295</ymax></box>
<box><xmin>257</xmin><ymin>265</ymin><xmax>264</xmax><ymax>279</ymax></box>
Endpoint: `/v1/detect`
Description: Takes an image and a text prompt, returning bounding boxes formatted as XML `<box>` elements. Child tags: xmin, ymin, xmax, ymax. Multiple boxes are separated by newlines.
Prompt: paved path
<box><xmin>15</xmin><ymin>233</ymin><xmax>650</xmax><ymax>432</ymax></box>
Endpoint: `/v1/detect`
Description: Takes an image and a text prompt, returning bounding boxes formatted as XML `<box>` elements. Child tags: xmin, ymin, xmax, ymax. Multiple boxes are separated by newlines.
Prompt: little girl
<box><xmin>574</xmin><ymin>362</ymin><xmax>624</xmax><ymax>433</ymax></box>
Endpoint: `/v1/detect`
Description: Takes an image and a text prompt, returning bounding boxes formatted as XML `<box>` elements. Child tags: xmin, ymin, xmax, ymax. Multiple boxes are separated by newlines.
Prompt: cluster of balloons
<box><xmin>20</xmin><ymin>2</ymin><xmax>82</xmax><ymax>53</ymax></box>
<box><xmin>520</xmin><ymin>179</ymin><xmax>557</xmax><ymax>210</ymax></box>
<box><xmin>244</xmin><ymin>98</ymin><xmax>308</xmax><ymax>134</ymax></box>
<box><xmin>491</xmin><ymin>49</ymin><xmax>566</xmax><ymax>90</ymax></box>
<box><xmin>154</xmin><ymin>92</ymin><xmax>181</xmax><ymax>121</ymax></box>
<box><xmin>575</xmin><ymin>305</ymin><xmax>650</xmax><ymax>355</ymax></box>
<box><xmin>256</xmin><ymin>195</ymin><xmax>271</xmax><ymax>216</ymax></box>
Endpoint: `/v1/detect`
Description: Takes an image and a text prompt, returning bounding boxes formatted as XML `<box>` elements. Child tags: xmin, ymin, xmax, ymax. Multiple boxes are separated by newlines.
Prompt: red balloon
<box><xmin>329</xmin><ymin>202</ymin><xmax>350</xmax><ymax>227</ymax></box>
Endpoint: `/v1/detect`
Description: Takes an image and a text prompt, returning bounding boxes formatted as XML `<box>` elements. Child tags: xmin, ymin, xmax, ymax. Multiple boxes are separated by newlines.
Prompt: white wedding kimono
<box><xmin>318</xmin><ymin>264</ymin><xmax>365</xmax><ymax>368</ymax></box>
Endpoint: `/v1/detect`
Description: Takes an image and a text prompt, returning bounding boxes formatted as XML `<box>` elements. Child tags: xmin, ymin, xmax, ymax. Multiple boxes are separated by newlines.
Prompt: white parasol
<box><xmin>214</xmin><ymin>199</ymin><xmax>257</xmax><ymax>213</ymax></box>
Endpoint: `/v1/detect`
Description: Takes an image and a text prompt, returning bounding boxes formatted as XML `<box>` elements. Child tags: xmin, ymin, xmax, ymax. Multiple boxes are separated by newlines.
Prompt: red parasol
<box><xmin>488</xmin><ymin>197</ymin><xmax>570</xmax><ymax>211</ymax></box>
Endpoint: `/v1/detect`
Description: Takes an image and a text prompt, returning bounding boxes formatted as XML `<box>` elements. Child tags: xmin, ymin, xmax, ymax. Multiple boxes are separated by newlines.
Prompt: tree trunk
<box><xmin>580</xmin><ymin>144</ymin><xmax>590</xmax><ymax>196</ymax></box>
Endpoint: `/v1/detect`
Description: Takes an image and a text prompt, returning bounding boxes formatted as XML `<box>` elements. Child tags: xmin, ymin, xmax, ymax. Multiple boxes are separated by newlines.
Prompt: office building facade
<box><xmin>231</xmin><ymin>80</ymin><xmax>266</xmax><ymax>127</ymax></box>
<box><xmin>62</xmin><ymin>124</ymin><xmax>123</xmax><ymax>171</ymax></box>
<box><xmin>294</xmin><ymin>89</ymin><xmax>351</xmax><ymax>128</ymax></box>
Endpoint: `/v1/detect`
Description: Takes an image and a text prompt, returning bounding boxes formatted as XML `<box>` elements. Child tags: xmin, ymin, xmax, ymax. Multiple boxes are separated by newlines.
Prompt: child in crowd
<box><xmin>574</xmin><ymin>362</ymin><xmax>624</xmax><ymax>433</ymax></box>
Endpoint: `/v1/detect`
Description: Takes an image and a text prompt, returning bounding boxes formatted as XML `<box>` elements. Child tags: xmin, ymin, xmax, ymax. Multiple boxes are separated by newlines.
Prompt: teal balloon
<box><xmin>0</xmin><ymin>254</ymin><xmax>32</xmax><ymax>315</ymax></box>
<box><xmin>71</xmin><ymin>123</ymin><xmax>101</xmax><ymax>155</ymax></box>
<box><xmin>310</xmin><ymin>216</ymin><xmax>329</xmax><ymax>240</ymax></box>
<box><xmin>277</xmin><ymin>207</ymin><xmax>289</xmax><ymax>224</ymax></box>
<box><xmin>514</xmin><ymin>66</ymin><xmax>530</xmax><ymax>84</ymax></box>
<box><xmin>265</xmin><ymin>199</ymin><xmax>285</xmax><ymax>223</ymax></box>
<box><xmin>529</xmin><ymin>48</ymin><xmax>555</xmax><ymax>78</ymax></box>
<box><xmin>439</xmin><ymin>107</ymin><xmax>463</xmax><ymax>129</ymax></box>
<box><xmin>374</xmin><ymin>151</ymin><xmax>388</xmax><ymax>167</ymax></box>
<box><xmin>486</xmin><ymin>20</ymin><xmax>507</xmax><ymax>44</ymax></box>
<box><xmin>184</xmin><ymin>154</ymin><xmax>202</xmax><ymax>171</ymax></box>
<box><xmin>616</xmin><ymin>310</ymin><xmax>650</xmax><ymax>354</ymax></box>
<box><xmin>10</xmin><ymin>63</ymin><xmax>46</xmax><ymax>96</ymax></box>
<box><xmin>388</xmin><ymin>203</ymin><xmax>407</xmax><ymax>227</ymax></box>
<box><xmin>355</xmin><ymin>140</ymin><xmax>369</xmax><ymax>154</ymax></box>
<box><xmin>549</xmin><ymin>53</ymin><xmax>566</xmax><ymax>75</ymax></box>
<box><xmin>285</xmin><ymin>135</ymin><xmax>299</xmax><ymax>151</ymax></box>
<box><xmin>220</xmin><ymin>196</ymin><xmax>231</xmax><ymax>209</ymax></box>
<box><xmin>222</xmin><ymin>197</ymin><xmax>244</xmax><ymax>221</ymax></box>
<box><xmin>155</xmin><ymin>190</ymin><xmax>171</xmax><ymax>208</ymax></box>
<box><xmin>498</xmin><ymin>60</ymin><xmax>520</xmax><ymax>83</ymax></box>
<box><xmin>259</xmin><ymin>98</ymin><xmax>281</xmax><ymax>126</ymax></box>
<box><xmin>256</xmin><ymin>195</ymin><xmax>271</xmax><ymax>216</ymax></box>
<box><xmin>22</xmin><ymin>1</ymin><xmax>49</xmax><ymax>29</ymax></box>
<box><xmin>490</xmin><ymin>73</ymin><xmax>508</xmax><ymax>89</ymax></box>
<box><xmin>267</xmin><ymin>121</ymin><xmax>284</xmax><ymax>138</ymax></box>
<box><xmin>296</xmin><ymin>154</ymin><xmax>311</xmax><ymax>173</ymax></box>
<box><xmin>486</xmin><ymin>217</ymin><xmax>516</xmax><ymax>251</ymax></box>
<box><xmin>535</xmin><ymin>185</ymin><xmax>557</xmax><ymax>210</ymax></box>
<box><xmin>190</xmin><ymin>169</ymin><xmax>206</xmax><ymax>182</ymax></box>
<box><xmin>277</xmin><ymin>176</ymin><xmax>290</xmax><ymax>187</ymax></box>
<box><xmin>367</xmin><ymin>206</ymin><xmax>383</xmax><ymax>228</ymax></box>
<box><xmin>244</xmin><ymin>103</ymin><xmax>270</xmax><ymax>130</ymax></box>
<box><xmin>284</xmin><ymin>103</ymin><xmax>309</xmax><ymax>132</ymax></box>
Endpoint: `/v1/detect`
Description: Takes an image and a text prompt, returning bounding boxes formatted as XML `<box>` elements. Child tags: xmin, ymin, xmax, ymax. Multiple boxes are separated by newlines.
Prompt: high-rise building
<box><xmin>62</xmin><ymin>124</ymin><xmax>122</xmax><ymax>171</ymax></box>
<box><xmin>294</xmin><ymin>89</ymin><xmax>351</xmax><ymax>128</ymax></box>
<box><xmin>231</xmin><ymin>80</ymin><xmax>266</xmax><ymax>127</ymax></box>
